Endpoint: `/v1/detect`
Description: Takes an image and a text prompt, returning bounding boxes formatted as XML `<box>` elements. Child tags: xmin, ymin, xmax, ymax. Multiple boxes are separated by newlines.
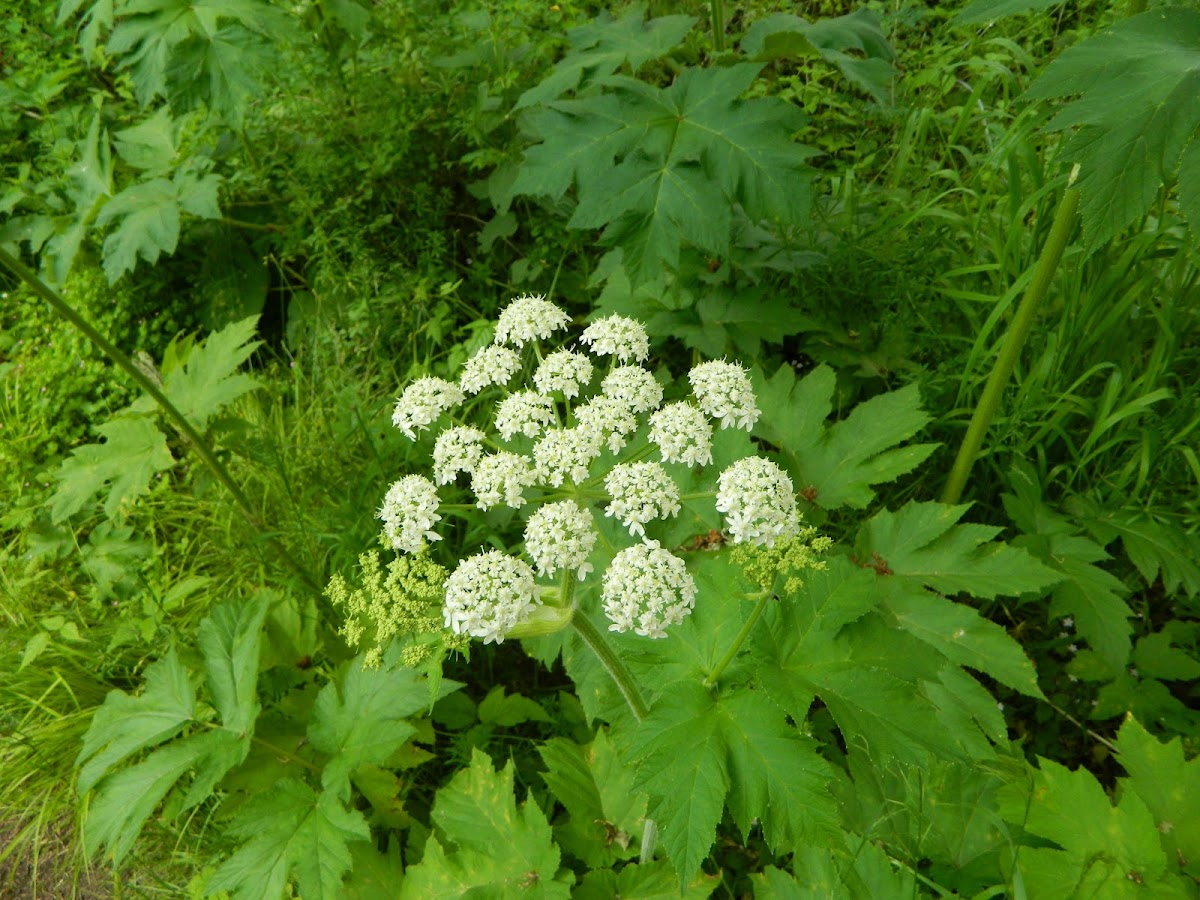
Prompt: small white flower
<box><xmin>574</xmin><ymin>396</ymin><xmax>638</xmax><ymax>454</ymax></box>
<box><xmin>534</xmin><ymin>349</ymin><xmax>594</xmax><ymax>398</ymax></box>
<box><xmin>525</xmin><ymin>500</ymin><xmax>598</xmax><ymax>580</ymax></box>
<box><xmin>443</xmin><ymin>550</ymin><xmax>538</xmax><ymax>644</ymax></box>
<box><xmin>649</xmin><ymin>402</ymin><xmax>713</xmax><ymax>466</ymax></box>
<box><xmin>495</xmin><ymin>391</ymin><xmax>556</xmax><ymax>440</ymax></box>
<box><xmin>604</xmin><ymin>461</ymin><xmax>682</xmax><ymax>536</ymax></box>
<box><xmin>494</xmin><ymin>293</ymin><xmax>570</xmax><ymax>347</ymax></box>
<box><xmin>391</xmin><ymin>377</ymin><xmax>465</xmax><ymax>439</ymax></box>
<box><xmin>601</xmin><ymin>365</ymin><xmax>663</xmax><ymax>414</ymax></box>
<box><xmin>432</xmin><ymin>426</ymin><xmax>487</xmax><ymax>484</ymax></box>
<box><xmin>688</xmin><ymin>360</ymin><xmax>760</xmax><ymax>431</ymax></box>
<box><xmin>460</xmin><ymin>345</ymin><xmax>522</xmax><ymax>394</ymax></box>
<box><xmin>602</xmin><ymin>540</ymin><xmax>696</xmax><ymax>639</ymax></box>
<box><xmin>533</xmin><ymin>427</ymin><xmax>604</xmax><ymax>486</ymax></box>
<box><xmin>716</xmin><ymin>457</ymin><xmax>799</xmax><ymax>547</ymax></box>
<box><xmin>378</xmin><ymin>475</ymin><xmax>442</xmax><ymax>553</ymax></box>
<box><xmin>472</xmin><ymin>451</ymin><xmax>535</xmax><ymax>509</ymax></box>
<box><xmin>1062</xmin><ymin>617</ymin><xmax>1074</xmax><ymax>629</ymax></box>
<box><xmin>579</xmin><ymin>314</ymin><xmax>650</xmax><ymax>363</ymax></box>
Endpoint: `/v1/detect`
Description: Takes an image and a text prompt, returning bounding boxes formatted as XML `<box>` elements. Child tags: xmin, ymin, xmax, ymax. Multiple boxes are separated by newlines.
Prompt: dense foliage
<box><xmin>2</xmin><ymin>0</ymin><xmax>1199</xmax><ymax>897</ymax></box>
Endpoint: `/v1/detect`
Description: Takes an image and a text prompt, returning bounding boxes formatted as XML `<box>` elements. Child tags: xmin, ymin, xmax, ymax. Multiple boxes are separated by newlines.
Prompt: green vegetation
<box><xmin>2</xmin><ymin>0</ymin><xmax>1198</xmax><ymax>896</ymax></box>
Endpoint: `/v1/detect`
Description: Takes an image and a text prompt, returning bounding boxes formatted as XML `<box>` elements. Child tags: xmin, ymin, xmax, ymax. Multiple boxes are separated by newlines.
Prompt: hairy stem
<box><xmin>0</xmin><ymin>248</ymin><xmax>322</xmax><ymax>595</ymax></box>
<box><xmin>570</xmin><ymin>612</ymin><xmax>649</xmax><ymax>722</ymax></box>
<box><xmin>703</xmin><ymin>590</ymin><xmax>772</xmax><ymax>688</ymax></box>
<box><xmin>940</xmin><ymin>186</ymin><xmax>1080</xmax><ymax>505</ymax></box>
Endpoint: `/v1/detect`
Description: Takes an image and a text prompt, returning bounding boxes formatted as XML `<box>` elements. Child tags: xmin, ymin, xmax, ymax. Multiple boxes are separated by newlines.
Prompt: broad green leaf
<box><xmin>860</xmin><ymin>501</ymin><xmax>1061</xmax><ymax>598</ymax></box>
<box><xmin>113</xmin><ymin>107</ymin><xmax>179</xmax><ymax>173</ymax></box>
<box><xmin>752</xmin><ymin>364</ymin><xmax>936</xmax><ymax>510</ymax></box>
<box><xmin>50</xmin><ymin>416</ymin><xmax>174</xmax><ymax>522</ymax></box>
<box><xmin>1044</xmin><ymin>533</ymin><xmax>1134</xmax><ymax>669</ymax></box>
<box><xmin>197</xmin><ymin>595</ymin><xmax>269</xmax><ymax>735</ymax></box>
<box><xmin>76</xmin><ymin>648</ymin><xmax>195</xmax><ymax>794</ymax></box>
<box><xmin>96</xmin><ymin>177</ymin><xmax>180</xmax><ymax>280</ymax></box>
<box><xmin>477</xmin><ymin>685</ymin><xmax>551</xmax><ymax>726</ymax></box>
<box><xmin>952</xmin><ymin>0</ymin><xmax>1064</xmax><ymax>26</ymax></box>
<box><xmin>399</xmin><ymin>749</ymin><xmax>569</xmax><ymax>899</ymax></box>
<box><xmin>341</xmin><ymin>839</ymin><xmax>406</xmax><ymax>900</ymax></box>
<box><xmin>539</xmin><ymin>729</ymin><xmax>646</xmax><ymax>868</ymax></box>
<box><xmin>209</xmin><ymin>779</ymin><xmax>370</xmax><ymax>900</ymax></box>
<box><xmin>1068</xmin><ymin>499</ymin><xmax>1200</xmax><ymax>598</ymax></box>
<box><xmin>1115</xmin><ymin>716</ymin><xmax>1200</xmax><ymax>880</ymax></box>
<box><xmin>1023</xmin><ymin>9</ymin><xmax>1200</xmax><ymax>249</ymax></box>
<box><xmin>575</xmin><ymin>860</ymin><xmax>720</xmax><ymax>899</ymax></box>
<box><xmin>514</xmin><ymin>65</ymin><xmax>815</xmax><ymax>286</ymax></box>
<box><xmin>309</xmin><ymin>662</ymin><xmax>458</xmax><ymax>800</ymax></box>
<box><xmin>741</xmin><ymin>9</ymin><xmax>895</xmax><ymax>103</ymax></box>
<box><xmin>516</xmin><ymin>6</ymin><xmax>695</xmax><ymax>109</ymax></box>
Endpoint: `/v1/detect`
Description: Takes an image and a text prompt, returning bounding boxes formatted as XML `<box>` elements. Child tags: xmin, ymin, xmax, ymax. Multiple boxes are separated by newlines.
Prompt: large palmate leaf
<box><xmin>1023</xmin><ymin>8</ymin><xmax>1200</xmax><ymax>249</ymax></box>
<box><xmin>76</xmin><ymin>596</ymin><xmax>268</xmax><ymax>864</ymax></box>
<box><xmin>399</xmin><ymin>750</ymin><xmax>571</xmax><ymax>898</ymax></box>
<box><xmin>513</xmin><ymin>64</ymin><xmax>815</xmax><ymax>287</ymax></box>
<box><xmin>516</xmin><ymin>5</ymin><xmax>695</xmax><ymax>109</ymax></box>
<box><xmin>50</xmin><ymin>416</ymin><xmax>174</xmax><ymax>523</ymax></box>
<box><xmin>207</xmin><ymin>779</ymin><xmax>371</xmax><ymax>900</ymax></box>
<box><xmin>752</xmin><ymin>363</ymin><xmax>937</xmax><ymax>510</ymax></box>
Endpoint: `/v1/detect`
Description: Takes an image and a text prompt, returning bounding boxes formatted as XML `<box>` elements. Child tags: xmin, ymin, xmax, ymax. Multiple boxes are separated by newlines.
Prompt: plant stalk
<box><xmin>940</xmin><ymin>187</ymin><xmax>1080</xmax><ymax>505</ymax></box>
<box><xmin>0</xmin><ymin>248</ymin><xmax>322</xmax><ymax>595</ymax></box>
<box><xmin>703</xmin><ymin>590</ymin><xmax>772</xmax><ymax>688</ymax></box>
<box><xmin>710</xmin><ymin>0</ymin><xmax>727</xmax><ymax>52</ymax></box>
<box><xmin>570</xmin><ymin>612</ymin><xmax>648</xmax><ymax>722</ymax></box>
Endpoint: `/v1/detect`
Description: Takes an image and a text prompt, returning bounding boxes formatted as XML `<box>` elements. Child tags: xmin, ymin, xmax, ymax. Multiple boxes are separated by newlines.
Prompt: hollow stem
<box><xmin>0</xmin><ymin>248</ymin><xmax>322</xmax><ymax>595</ymax></box>
<box><xmin>940</xmin><ymin>186</ymin><xmax>1079</xmax><ymax>505</ymax></box>
<box><xmin>710</xmin><ymin>0</ymin><xmax>726</xmax><ymax>52</ymax></box>
<box><xmin>703</xmin><ymin>590</ymin><xmax>772</xmax><ymax>688</ymax></box>
<box><xmin>570</xmin><ymin>611</ymin><xmax>648</xmax><ymax>722</ymax></box>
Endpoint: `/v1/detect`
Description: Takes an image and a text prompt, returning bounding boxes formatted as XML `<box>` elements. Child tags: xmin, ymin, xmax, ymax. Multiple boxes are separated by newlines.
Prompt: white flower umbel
<box><xmin>688</xmin><ymin>360</ymin><xmax>760</xmax><ymax>431</ymax></box>
<box><xmin>533</xmin><ymin>427</ymin><xmax>603</xmax><ymax>487</ymax></box>
<box><xmin>495</xmin><ymin>390</ymin><xmax>556</xmax><ymax>440</ymax></box>
<box><xmin>443</xmin><ymin>550</ymin><xmax>538</xmax><ymax>644</ymax></box>
<box><xmin>534</xmin><ymin>349</ymin><xmax>594</xmax><ymax>398</ymax></box>
<box><xmin>579</xmin><ymin>314</ymin><xmax>650</xmax><ymax>363</ymax></box>
<box><xmin>472</xmin><ymin>451</ymin><xmax>535</xmax><ymax>509</ymax></box>
<box><xmin>432</xmin><ymin>425</ymin><xmax>487</xmax><ymax>484</ymax></box>
<box><xmin>601</xmin><ymin>365</ymin><xmax>663</xmax><ymax>414</ymax></box>
<box><xmin>716</xmin><ymin>456</ymin><xmax>800</xmax><ymax>547</ymax></box>
<box><xmin>378</xmin><ymin>475</ymin><xmax>442</xmax><ymax>554</ymax></box>
<box><xmin>602</xmin><ymin>540</ymin><xmax>697</xmax><ymax>639</ymax></box>
<box><xmin>460</xmin><ymin>344</ymin><xmax>521</xmax><ymax>394</ymax></box>
<box><xmin>604</xmin><ymin>461</ymin><xmax>682</xmax><ymax>536</ymax></box>
<box><xmin>494</xmin><ymin>294</ymin><xmax>571</xmax><ymax>348</ymax></box>
<box><xmin>574</xmin><ymin>396</ymin><xmax>638</xmax><ymax>454</ymax></box>
<box><xmin>525</xmin><ymin>500</ymin><xmax>598</xmax><ymax>580</ymax></box>
<box><xmin>649</xmin><ymin>402</ymin><xmax>713</xmax><ymax>466</ymax></box>
<box><xmin>391</xmin><ymin>377</ymin><xmax>465</xmax><ymax>440</ymax></box>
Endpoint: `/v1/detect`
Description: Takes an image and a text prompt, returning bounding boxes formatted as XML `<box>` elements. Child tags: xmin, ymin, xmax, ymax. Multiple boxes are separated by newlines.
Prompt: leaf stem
<box><xmin>0</xmin><ymin>248</ymin><xmax>323</xmax><ymax>596</ymax></box>
<box><xmin>703</xmin><ymin>590</ymin><xmax>773</xmax><ymax>688</ymax></box>
<box><xmin>569</xmin><ymin>612</ymin><xmax>648</xmax><ymax>722</ymax></box>
<box><xmin>710</xmin><ymin>0</ymin><xmax>727</xmax><ymax>52</ymax></box>
<box><xmin>940</xmin><ymin>186</ymin><xmax>1079</xmax><ymax>505</ymax></box>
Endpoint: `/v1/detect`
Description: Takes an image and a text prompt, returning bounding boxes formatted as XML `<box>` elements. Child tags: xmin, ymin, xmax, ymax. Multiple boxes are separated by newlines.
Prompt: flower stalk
<box><xmin>704</xmin><ymin>590</ymin><xmax>773</xmax><ymax>688</ymax></box>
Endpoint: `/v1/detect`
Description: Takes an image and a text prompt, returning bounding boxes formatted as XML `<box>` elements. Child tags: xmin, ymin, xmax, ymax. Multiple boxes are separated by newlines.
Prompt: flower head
<box><xmin>525</xmin><ymin>500</ymin><xmax>598</xmax><ymax>580</ymax></box>
<box><xmin>601</xmin><ymin>365</ymin><xmax>663</xmax><ymax>414</ymax></box>
<box><xmin>574</xmin><ymin>395</ymin><xmax>638</xmax><ymax>454</ymax></box>
<box><xmin>716</xmin><ymin>456</ymin><xmax>799</xmax><ymax>547</ymax></box>
<box><xmin>533</xmin><ymin>427</ymin><xmax>604</xmax><ymax>487</ymax></box>
<box><xmin>534</xmin><ymin>349</ymin><xmax>594</xmax><ymax>398</ymax></box>
<box><xmin>460</xmin><ymin>345</ymin><xmax>521</xmax><ymax>394</ymax></box>
<box><xmin>494</xmin><ymin>294</ymin><xmax>571</xmax><ymax>348</ymax></box>
<box><xmin>604</xmin><ymin>461</ymin><xmax>681</xmax><ymax>536</ymax></box>
<box><xmin>602</xmin><ymin>540</ymin><xmax>696</xmax><ymax>638</ymax></box>
<box><xmin>688</xmin><ymin>360</ymin><xmax>759</xmax><ymax>431</ymax></box>
<box><xmin>392</xmin><ymin>377</ymin><xmax>464</xmax><ymax>440</ymax></box>
<box><xmin>472</xmin><ymin>451</ymin><xmax>536</xmax><ymax>509</ymax></box>
<box><xmin>432</xmin><ymin>426</ymin><xmax>487</xmax><ymax>484</ymax></box>
<box><xmin>579</xmin><ymin>315</ymin><xmax>650</xmax><ymax>363</ymax></box>
<box><xmin>378</xmin><ymin>475</ymin><xmax>442</xmax><ymax>553</ymax></box>
<box><xmin>495</xmin><ymin>390</ymin><xmax>556</xmax><ymax>440</ymax></box>
<box><xmin>648</xmin><ymin>402</ymin><xmax>713</xmax><ymax>466</ymax></box>
<box><xmin>443</xmin><ymin>550</ymin><xmax>538</xmax><ymax>644</ymax></box>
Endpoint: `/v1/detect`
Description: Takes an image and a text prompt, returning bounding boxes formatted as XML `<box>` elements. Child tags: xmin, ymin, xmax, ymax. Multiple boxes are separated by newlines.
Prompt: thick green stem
<box><xmin>0</xmin><ymin>248</ymin><xmax>322</xmax><ymax>595</ymax></box>
<box><xmin>940</xmin><ymin>187</ymin><xmax>1080</xmax><ymax>505</ymax></box>
<box><xmin>710</xmin><ymin>0</ymin><xmax>726</xmax><ymax>52</ymax></box>
<box><xmin>570</xmin><ymin>613</ymin><xmax>649</xmax><ymax>721</ymax></box>
<box><xmin>703</xmin><ymin>590</ymin><xmax>772</xmax><ymax>688</ymax></box>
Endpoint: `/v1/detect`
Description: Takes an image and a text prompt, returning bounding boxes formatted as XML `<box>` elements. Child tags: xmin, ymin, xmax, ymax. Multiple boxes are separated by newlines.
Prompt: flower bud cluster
<box><xmin>368</xmin><ymin>293</ymin><xmax>816</xmax><ymax>648</ymax></box>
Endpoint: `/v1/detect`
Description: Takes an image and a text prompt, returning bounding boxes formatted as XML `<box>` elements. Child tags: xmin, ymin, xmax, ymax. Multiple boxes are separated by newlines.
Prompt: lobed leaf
<box><xmin>50</xmin><ymin>416</ymin><xmax>174</xmax><ymax>523</ymax></box>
